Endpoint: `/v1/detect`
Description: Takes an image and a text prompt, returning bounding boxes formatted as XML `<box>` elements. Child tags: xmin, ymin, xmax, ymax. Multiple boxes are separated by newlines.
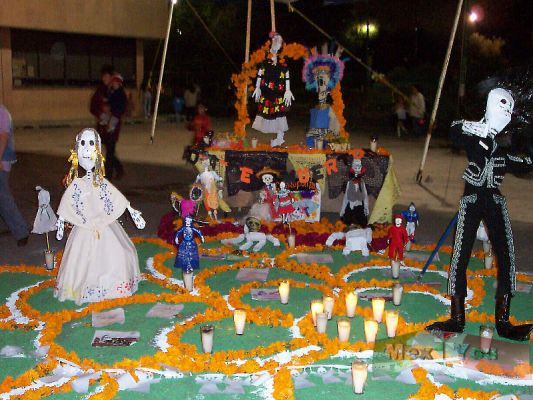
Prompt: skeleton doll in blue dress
<box><xmin>174</xmin><ymin>216</ymin><xmax>204</xmax><ymax>273</ymax></box>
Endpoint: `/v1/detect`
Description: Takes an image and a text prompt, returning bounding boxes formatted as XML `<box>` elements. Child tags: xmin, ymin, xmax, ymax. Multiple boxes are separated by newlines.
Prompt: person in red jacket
<box><xmin>387</xmin><ymin>214</ymin><xmax>409</xmax><ymax>261</ymax></box>
<box><xmin>188</xmin><ymin>104</ymin><xmax>212</xmax><ymax>145</ymax></box>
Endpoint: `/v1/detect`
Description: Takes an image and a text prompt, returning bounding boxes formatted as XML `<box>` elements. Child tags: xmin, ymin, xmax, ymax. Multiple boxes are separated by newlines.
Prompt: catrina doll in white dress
<box><xmin>55</xmin><ymin>128</ymin><xmax>146</xmax><ymax>305</ymax></box>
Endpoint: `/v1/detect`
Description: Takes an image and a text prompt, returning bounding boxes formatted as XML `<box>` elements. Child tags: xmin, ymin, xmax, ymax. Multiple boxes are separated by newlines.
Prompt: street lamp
<box><xmin>458</xmin><ymin>4</ymin><xmax>480</xmax><ymax>116</ymax></box>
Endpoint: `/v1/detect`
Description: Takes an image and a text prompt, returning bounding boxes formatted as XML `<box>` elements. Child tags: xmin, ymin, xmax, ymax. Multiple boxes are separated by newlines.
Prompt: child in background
<box><xmin>173</xmin><ymin>85</ymin><xmax>185</xmax><ymax>125</ymax></box>
<box><xmin>188</xmin><ymin>104</ymin><xmax>212</xmax><ymax>145</ymax></box>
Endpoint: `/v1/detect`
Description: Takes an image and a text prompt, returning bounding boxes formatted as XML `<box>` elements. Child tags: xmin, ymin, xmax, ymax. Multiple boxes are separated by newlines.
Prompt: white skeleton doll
<box><xmin>222</xmin><ymin>217</ymin><xmax>280</xmax><ymax>253</ymax></box>
<box><xmin>326</xmin><ymin>226</ymin><xmax>372</xmax><ymax>257</ymax></box>
<box><xmin>55</xmin><ymin>128</ymin><xmax>145</xmax><ymax>305</ymax></box>
<box><xmin>427</xmin><ymin>88</ymin><xmax>533</xmax><ymax>341</ymax></box>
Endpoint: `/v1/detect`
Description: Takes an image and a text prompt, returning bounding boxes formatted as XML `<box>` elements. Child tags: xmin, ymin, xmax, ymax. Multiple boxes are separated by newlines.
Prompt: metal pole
<box><xmin>150</xmin><ymin>0</ymin><xmax>177</xmax><ymax>144</ymax></box>
<box><xmin>416</xmin><ymin>0</ymin><xmax>464</xmax><ymax>183</ymax></box>
<box><xmin>244</xmin><ymin>0</ymin><xmax>252</xmax><ymax>106</ymax></box>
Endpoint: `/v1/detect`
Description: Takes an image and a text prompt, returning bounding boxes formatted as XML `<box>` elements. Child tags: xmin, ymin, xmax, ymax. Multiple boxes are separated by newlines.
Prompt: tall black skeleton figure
<box><xmin>427</xmin><ymin>88</ymin><xmax>533</xmax><ymax>341</ymax></box>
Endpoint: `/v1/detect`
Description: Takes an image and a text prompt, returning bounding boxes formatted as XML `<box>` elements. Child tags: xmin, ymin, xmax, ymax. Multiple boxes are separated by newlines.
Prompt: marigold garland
<box><xmin>1</xmin><ymin>234</ymin><xmax>532</xmax><ymax>399</ymax></box>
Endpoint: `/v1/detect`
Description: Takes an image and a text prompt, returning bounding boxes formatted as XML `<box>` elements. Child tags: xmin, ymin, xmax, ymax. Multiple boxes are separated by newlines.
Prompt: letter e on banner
<box><xmin>323</xmin><ymin>158</ymin><xmax>338</xmax><ymax>175</ymax></box>
<box><xmin>296</xmin><ymin>167</ymin><xmax>310</xmax><ymax>184</ymax></box>
<box><xmin>240</xmin><ymin>167</ymin><xmax>253</xmax><ymax>184</ymax></box>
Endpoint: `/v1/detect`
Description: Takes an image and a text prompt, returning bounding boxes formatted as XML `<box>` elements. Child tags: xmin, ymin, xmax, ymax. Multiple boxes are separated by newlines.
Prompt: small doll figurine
<box><xmin>174</xmin><ymin>216</ymin><xmax>204</xmax><ymax>273</ymax></box>
<box><xmin>340</xmin><ymin>158</ymin><xmax>369</xmax><ymax>226</ymax></box>
<box><xmin>274</xmin><ymin>181</ymin><xmax>294</xmax><ymax>224</ymax></box>
<box><xmin>196</xmin><ymin>153</ymin><xmax>231</xmax><ymax>221</ymax></box>
<box><xmin>401</xmin><ymin>202</ymin><xmax>419</xmax><ymax>242</ymax></box>
<box><xmin>387</xmin><ymin>214</ymin><xmax>409</xmax><ymax>262</ymax></box>
<box><xmin>32</xmin><ymin>186</ymin><xmax>58</xmax><ymax>235</ymax></box>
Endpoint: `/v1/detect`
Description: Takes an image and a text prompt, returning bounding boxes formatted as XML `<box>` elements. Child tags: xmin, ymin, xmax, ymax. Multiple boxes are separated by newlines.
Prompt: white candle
<box><xmin>484</xmin><ymin>254</ymin><xmax>493</xmax><ymax>270</ymax></box>
<box><xmin>323</xmin><ymin>296</ymin><xmax>334</xmax><ymax>319</ymax></box>
<box><xmin>337</xmin><ymin>318</ymin><xmax>351</xmax><ymax>342</ymax></box>
<box><xmin>316</xmin><ymin>138</ymin><xmax>324</xmax><ymax>150</ymax></box>
<box><xmin>316</xmin><ymin>312</ymin><xmax>328</xmax><ymax>333</ymax></box>
<box><xmin>345</xmin><ymin>292</ymin><xmax>358</xmax><ymax>318</ymax></box>
<box><xmin>480</xmin><ymin>325</ymin><xmax>494</xmax><ymax>354</ymax></box>
<box><xmin>44</xmin><ymin>250</ymin><xmax>55</xmax><ymax>271</ymax></box>
<box><xmin>391</xmin><ymin>259</ymin><xmax>400</xmax><ymax>279</ymax></box>
<box><xmin>351</xmin><ymin>361</ymin><xmax>368</xmax><ymax>394</ymax></box>
<box><xmin>364</xmin><ymin>320</ymin><xmax>378</xmax><ymax>343</ymax></box>
<box><xmin>392</xmin><ymin>283</ymin><xmax>403</xmax><ymax>306</ymax></box>
<box><xmin>372</xmin><ymin>297</ymin><xmax>385</xmax><ymax>323</ymax></box>
<box><xmin>233</xmin><ymin>309</ymin><xmax>246</xmax><ymax>335</ymax></box>
<box><xmin>200</xmin><ymin>325</ymin><xmax>214</xmax><ymax>353</ymax></box>
<box><xmin>183</xmin><ymin>271</ymin><xmax>194</xmax><ymax>292</ymax></box>
<box><xmin>288</xmin><ymin>234</ymin><xmax>296</xmax><ymax>248</ymax></box>
<box><xmin>251</xmin><ymin>138</ymin><xmax>258</xmax><ymax>148</ymax></box>
<box><xmin>278</xmin><ymin>281</ymin><xmax>290</xmax><ymax>304</ymax></box>
<box><xmin>385</xmin><ymin>311</ymin><xmax>399</xmax><ymax>338</ymax></box>
<box><xmin>311</xmin><ymin>300</ymin><xmax>324</xmax><ymax>326</ymax></box>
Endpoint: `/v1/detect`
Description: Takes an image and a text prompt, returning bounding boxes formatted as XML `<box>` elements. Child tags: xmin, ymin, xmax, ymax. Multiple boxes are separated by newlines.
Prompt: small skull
<box><xmin>76</xmin><ymin>129</ymin><xmax>99</xmax><ymax>172</ymax></box>
<box><xmin>245</xmin><ymin>217</ymin><xmax>261</xmax><ymax>233</ymax></box>
<box><xmin>262</xmin><ymin>174</ymin><xmax>274</xmax><ymax>186</ymax></box>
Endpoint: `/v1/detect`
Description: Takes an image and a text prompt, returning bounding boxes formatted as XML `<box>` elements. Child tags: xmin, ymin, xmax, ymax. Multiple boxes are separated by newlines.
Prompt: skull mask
<box><xmin>315</xmin><ymin>68</ymin><xmax>331</xmax><ymax>104</ymax></box>
<box><xmin>394</xmin><ymin>217</ymin><xmax>403</xmax><ymax>227</ymax></box>
<box><xmin>351</xmin><ymin>159</ymin><xmax>363</xmax><ymax>175</ymax></box>
<box><xmin>262</xmin><ymin>174</ymin><xmax>274</xmax><ymax>186</ymax></box>
<box><xmin>270</xmin><ymin>34</ymin><xmax>283</xmax><ymax>55</ymax></box>
<box><xmin>485</xmin><ymin>88</ymin><xmax>514</xmax><ymax>136</ymax></box>
<box><xmin>76</xmin><ymin>129</ymin><xmax>100</xmax><ymax>172</ymax></box>
<box><xmin>245</xmin><ymin>217</ymin><xmax>261</xmax><ymax>233</ymax></box>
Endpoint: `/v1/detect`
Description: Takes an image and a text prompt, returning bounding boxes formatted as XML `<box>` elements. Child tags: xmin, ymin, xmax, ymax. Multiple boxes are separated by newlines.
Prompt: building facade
<box><xmin>0</xmin><ymin>0</ymin><xmax>168</xmax><ymax>124</ymax></box>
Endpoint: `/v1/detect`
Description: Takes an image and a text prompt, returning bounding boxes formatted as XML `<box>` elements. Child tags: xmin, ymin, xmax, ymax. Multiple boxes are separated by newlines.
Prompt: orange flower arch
<box><xmin>231</xmin><ymin>41</ymin><xmax>348</xmax><ymax>139</ymax></box>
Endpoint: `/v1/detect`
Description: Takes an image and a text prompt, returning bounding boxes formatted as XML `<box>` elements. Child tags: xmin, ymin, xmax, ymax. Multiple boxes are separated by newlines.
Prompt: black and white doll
<box><xmin>340</xmin><ymin>158</ymin><xmax>369</xmax><ymax>227</ymax></box>
<box><xmin>427</xmin><ymin>88</ymin><xmax>533</xmax><ymax>341</ymax></box>
<box><xmin>251</xmin><ymin>32</ymin><xmax>294</xmax><ymax>147</ymax></box>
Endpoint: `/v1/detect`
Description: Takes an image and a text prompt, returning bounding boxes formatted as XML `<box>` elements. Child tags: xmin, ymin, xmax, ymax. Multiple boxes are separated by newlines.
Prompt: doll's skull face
<box><xmin>245</xmin><ymin>217</ymin><xmax>261</xmax><ymax>233</ymax></box>
<box><xmin>315</xmin><ymin>69</ymin><xmax>331</xmax><ymax>94</ymax></box>
<box><xmin>409</xmin><ymin>204</ymin><xmax>415</xmax><ymax>212</ymax></box>
<box><xmin>395</xmin><ymin>217</ymin><xmax>402</xmax><ymax>227</ymax></box>
<box><xmin>352</xmin><ymin>159</ymin><xmax>362</xmax><ymax>174</ymax></box>
<box><xmin>76</xmin><ymin>129</ymin><xmax>99</xmax><ymax>172</ymax></box>
<box><xmin>270</xmin><ymin>34</ymin><xmax>283</xmax><ymax>55</ymax></box>
<box><xmin>262</xmin><ymin>174</ymin><xmax>274</xmax><ymax>186</ymax></box>
<box><xmin>184</xmin><ymin>216</ymin><xmax>193</xmax><ymax>228</ymax></box>
<box><xmin>279</xmin><ymin>181</ymin><xmax>286</xmax><ymax>190</ymax></box>
<box><xmin>485</xmin><ymin>88</ymin><xmax>514</xmax><ymax>136</ymax></box>
<box><xmin>200</xmin><ymin>156</ymin><xmax>210</xmax><ymax>170</ymax></box>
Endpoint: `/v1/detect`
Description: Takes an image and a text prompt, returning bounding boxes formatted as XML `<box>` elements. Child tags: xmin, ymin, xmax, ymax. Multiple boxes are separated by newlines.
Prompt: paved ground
<box><xmin>2</xmin><ymin>119</ymin><xmax>533</xmax><ymax>272</ymax></box>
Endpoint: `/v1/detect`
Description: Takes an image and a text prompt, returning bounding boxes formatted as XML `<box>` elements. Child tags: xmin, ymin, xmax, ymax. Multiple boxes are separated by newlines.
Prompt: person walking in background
<box><xmin>142</xmin><ymin>81</ymin><xmax>153</xmax><ymax>119</ymax></box>
<box><xmin>102</xmin><ymin>73</ymin><xmax>127</xmax><ymax>180</ymax></box>
<box><xmin>393</xmin><ymin>94</ymin><xmax>408</xmax><ymax>138</ymax></box>
<box><xmin>407</xmin><ymin>85</ymin><xmax>426</xmax><ymax>138</ymax></box>
<box><xmin>173</xmin><ymin>85</ymin><xmax>185</xmax><ymax>125</ymax></box>
<box><xmin>90</xmin><ymin>65</ymin><xmax>114</xmax><ymax>130</ymax></box>
<box><xmin>184</xmin><ymin>83</ymin><xmax>201</xmax><ymax>121</ymax></box>
<box><xmin>0</xmin><ymin>104</ymin><xmax>29</xmax><ymax>247</ymax></box>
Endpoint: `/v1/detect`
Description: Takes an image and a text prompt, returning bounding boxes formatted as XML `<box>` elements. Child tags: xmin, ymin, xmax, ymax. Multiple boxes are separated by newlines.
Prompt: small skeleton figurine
<box><xmin>326</xmin><ymin>225</ymin><xmax>372</xmax><ymax>257</ymax></box>
<box><xmin>387</xmin><ymin>214</ymin><xmax>409</xmax><ymax>262</ymax></box>
<box><xmin>401</xmin><ymin>202</ymin><xmax>419</xmax><ymax>242</ymax></box>
<box><xmin>195</xmin><ymin>153</ymin><xmax>230</xmax><ymax>221</ymax></box>
<box><xmin>302</xmin><ymin>43</ymin><xmax>344</xmax><ymax>147</ymax></box>
<box><xmin>252</xmin><ymin>32</ymin><xmax>294</xmax><ymax>147</ymax></box>
<box><xmin>32</xmin><ymin>186</ymin><xmax>57</xmax><ymax>235</ymax></box>
<box><xmin>274</xmin><ymin>181</ymin><xmax>294</xmax><ymax>224</ymax></box>
<box><xmin>54</xmin><ymin>128</ymin><xmax>145</xmax><ymax>305</ymax></box>
<box><xmin>340</xmin><ymin>158</ymin><xmax>369</xmax><ymax>226</ymax></box>
<box><xmin>221</xmin><ymin>217</ymin><xmax>280</xmax><ymax>253</ymax></box>
<box><xmin>174</xmin><ymin>216</ymin><xmax>204</xmax><ymax>273</ymax></box>
<box><xmin>427</xmin><ymin>88</ymin><xmax>533</xmax><ymax>341</ymax></box>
